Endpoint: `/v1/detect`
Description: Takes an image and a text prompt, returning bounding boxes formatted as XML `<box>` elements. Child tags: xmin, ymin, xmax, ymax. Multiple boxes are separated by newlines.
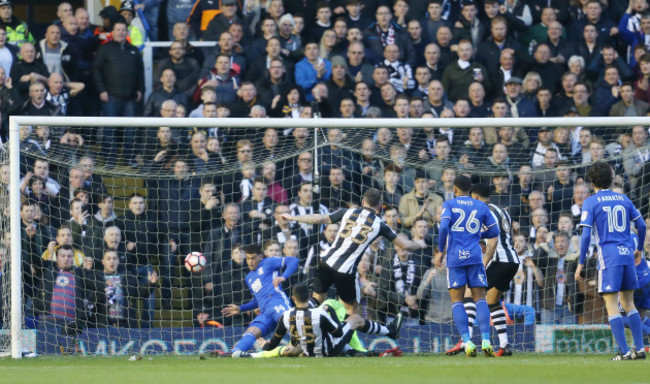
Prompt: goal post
<box><xmin>5</xmin><ymin>115</ymin><xmax>650</xmax><ymax>358</ymax></box>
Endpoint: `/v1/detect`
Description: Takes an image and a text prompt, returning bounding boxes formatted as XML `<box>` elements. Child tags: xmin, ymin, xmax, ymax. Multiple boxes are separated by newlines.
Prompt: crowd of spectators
<box><xmin>3</xmin><ymin>0</ymin><xmax>650</xmax><ymax>332</ymax></box>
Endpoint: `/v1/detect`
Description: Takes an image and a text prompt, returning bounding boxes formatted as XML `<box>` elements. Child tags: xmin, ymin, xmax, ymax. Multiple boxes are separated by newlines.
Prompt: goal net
<box><xmin>3</xmin><ymin>116</ymin><xmax>650</xmax><ymax>357</ymax></box>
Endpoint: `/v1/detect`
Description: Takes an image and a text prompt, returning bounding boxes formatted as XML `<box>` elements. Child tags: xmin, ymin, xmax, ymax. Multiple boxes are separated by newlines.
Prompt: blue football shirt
<box><xmin>245</xmin><ymin>257</ymin><xmax>292</xmax><ymax>314</ymax></box>
<box><xmin>580</xmin><ymin>189</ymin><xmax>642</xmax><ymax>268</ymax></box>
<box><xmin>440</xmin><ymin>196</ymin><xmax>497</xmax><ymax>267</ymax></box>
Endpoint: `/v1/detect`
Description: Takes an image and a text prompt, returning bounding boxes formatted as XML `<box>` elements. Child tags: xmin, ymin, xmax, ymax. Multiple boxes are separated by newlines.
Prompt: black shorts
<box><xmin>311</xmin><ymin>261</ymin><xmax>360</xmax><ymax>305</ymax></box>
<box><xmin>486</xmin><ymin>261</ymin><xmax>520</xmax><ymax>292</ymax></box>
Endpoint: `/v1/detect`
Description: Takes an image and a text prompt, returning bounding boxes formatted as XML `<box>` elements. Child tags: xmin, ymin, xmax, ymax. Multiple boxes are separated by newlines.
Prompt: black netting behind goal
<box><xmin>3</xmin><ymin>121</ymin><xmax>650</xmax><ymax>356</ymax></box>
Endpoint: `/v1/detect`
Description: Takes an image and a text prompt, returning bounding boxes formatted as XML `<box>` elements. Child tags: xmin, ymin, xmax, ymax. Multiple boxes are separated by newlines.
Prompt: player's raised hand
<box><xmin>222</xmin><ymin>304</ymin><xmax>241</xmax><ymax>317</ymax></box>
<box><xmin>574</xmin><ymin>263</ymin><xmax>584</xmax><ymax>282</ymax></box>
<box><xmin>272</xmin><ymin>276</ymin><xmax>286</xmax><ymax>287</ymax></box>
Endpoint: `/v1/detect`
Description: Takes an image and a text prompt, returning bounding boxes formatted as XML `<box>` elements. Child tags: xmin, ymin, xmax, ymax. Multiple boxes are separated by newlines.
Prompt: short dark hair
<box><xmin>292</xmin><ymin>283</ymin><xmax>310</xmax><ymax>303</ymax></box>
<box><xmin>253</xmin><ymin>176</ymin><xmax>266</xmax><ymax>186</ymax></box>
<box><xmin>363</xmin><ymin>188</ymin><xmax>382</xmax><ymax>208</ymax></box>
<box><xmin>454</xmin><ymin>174</ymin><xmax>472</xmax><ymax>193</ymax></box>
<box><xmin>553</xmin><ymin>230</ymin><xmax>570</xmax><ymax>242</ymax></box>
<box><xmin>244</xmin><ymin>243</ymin><xmax>262</xmax><ymax>255</ymax></box>
<box><xmin>56</xmin><ymin>244</ymin><xmax>74</xmax><ymax>255</ymax></box>
<box><xmin>587</xmin><ymin>161</ymin><xmax>613</xmax><ymax>189</ymax></box>
<box><xmin>470</xmin><ymin>183</ymin><xmax>490</xmax><ymax>198</ymax></box>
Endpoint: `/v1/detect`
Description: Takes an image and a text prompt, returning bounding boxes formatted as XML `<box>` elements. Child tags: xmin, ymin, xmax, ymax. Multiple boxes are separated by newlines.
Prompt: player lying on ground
<box><xmin>446</xmin><ymin>183</ymin><xmax>521</xmax><ymax>357</ymax></box>
<box><xmin>240</xmin><ymin>284</ymin><xmax>401</xmax><ymax>358</ymax></box>
<box><xmin>222</xmin><ymin>244</ymin><xmax>298</xmax><ymax>357</ymax></box>
<box><xmin>281</xmin><ymin>188</ymin><xmax>425</xmax><ymax>338</ymax></box>
<box><xmin>575</xmin><ymin>161</ymin><xmax>647</xmax><ymax>360</ymax></box>
<box><xmin>435</xmin><ymin>175</ymin><xmax>500</xmax><ymax>357</ymax></box>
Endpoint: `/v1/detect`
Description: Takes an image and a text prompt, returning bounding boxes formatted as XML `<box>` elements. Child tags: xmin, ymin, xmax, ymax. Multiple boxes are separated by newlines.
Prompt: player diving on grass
<box><xmin>237</xmin><ymin>283</ymin><xmax>369</xmax><ymax>358</ymax></box>
<box><xmin>575</xmin><ymin>161</ymin><xmax>647</xmax><ymax>360</ymax></box>
<box><xmin>434</xmin><ymin>175</ymin><xmax>500</xmax><ymax>357</ymax></box>
<box><xmin>281</xmin><ymin>188</ymin><xmax>427</xmax><ymax>339</ymax></box>
<box><xmin>222</xmin><ymin>244</ymin><xmax>298</xmax><ymax>358</ymax></box>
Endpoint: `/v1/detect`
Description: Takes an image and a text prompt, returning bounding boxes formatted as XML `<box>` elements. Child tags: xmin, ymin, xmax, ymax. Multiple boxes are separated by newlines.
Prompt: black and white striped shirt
<box><xmin>324</xmin><ymin>207</ymin><xmax>397</xmax><ymax>274</ymax></box>
<box><xmin>289</xmin><ymin>201</ymin><xmax>329</xmax><ymax>234</ymax></box>
<box><xmin>488</xmin><ymin>203</ymin><xmax>520</xmax><ymax>264</ymax></box>
<box><xmin>271</xmin><ymin>307</ymin><xmax>345</xmax><ymax>357</ymax></box>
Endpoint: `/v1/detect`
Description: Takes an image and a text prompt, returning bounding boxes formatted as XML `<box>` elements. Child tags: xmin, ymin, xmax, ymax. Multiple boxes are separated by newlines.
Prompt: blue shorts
<box><xmin>249</xmin><ymin>303</ymin><xmax>290</xmax><ymax>336</ymax></box>
<box><xmin>447</xmin><ymin>264</ymin><xmax>487</xmax><ymax>289</ymax></box>
<box><xmin>634</xmin><ymin>282</ymin><xmax>650</xmax><ymax>310</ymax></box>
<box><xmin>599</xmin><ymin>265</ymin><xmax>639</xmax><ymax>293</ymax></box>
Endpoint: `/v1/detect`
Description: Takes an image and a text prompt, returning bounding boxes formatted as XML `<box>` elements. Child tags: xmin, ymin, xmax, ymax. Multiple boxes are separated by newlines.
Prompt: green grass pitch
<box><xmin>1</xmin><ymin>354</ymin><xmax>647</xmax><ymax>384</ymax></box>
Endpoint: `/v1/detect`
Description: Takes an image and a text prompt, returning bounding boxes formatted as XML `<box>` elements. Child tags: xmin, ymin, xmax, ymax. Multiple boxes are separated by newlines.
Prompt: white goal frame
<box><xmin>7</xmin><ymin>115</ymin><xmax>650</xmax><ymax>358</ymax></box>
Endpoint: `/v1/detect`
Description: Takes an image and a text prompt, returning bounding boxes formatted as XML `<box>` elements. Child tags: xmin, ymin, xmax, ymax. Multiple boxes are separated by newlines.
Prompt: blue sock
<box><xmin>627</xmin><ymin>310</ymin><xmax>645</xmax><ymax>351</ymax></box>
<box><xmin>475</xmin><ymin>299</ymin><xmax>491</xmax><ymax>342</ymax></box>
<box><xmin>609</xmin><ymin>315</ymin><xmax>630</xmax><ymax>354</ymax></box>
<box><xmin>643</xmin><ymin>316</ymin><xmax>650</xmax><ymax>327</ymax></box>
<box><xmin>452</xmin><ymin>302</ymin><xmax>471</xmax><ymax>343</ymax></box>
<box><xmin>233</xmin><ymin>332</ymin><xmax>257</xmax><ymax>352</ymax></box>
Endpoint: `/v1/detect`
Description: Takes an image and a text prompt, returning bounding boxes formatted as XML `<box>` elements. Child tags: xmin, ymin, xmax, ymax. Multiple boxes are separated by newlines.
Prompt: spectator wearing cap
<box><xmin>398</xmin><ymin>169</ymin><xmax>443</xmax><ymax>229</ymax></box>
<box><xmin>203</xmin><ymin>0</ymin><xmax>246</xmax><ymax>43</ymax></box>
<box><xmin>295</xmin><ymin>41</ymin><xmax>331</xmax><ymax>102</ymax></box>
<box><xmin>94</xmin><ymin>6</ymin><xmax>121</xmax><ymax>44</ymax></box>
<box><xmin>326</xmin><ymin>55</ymin><xmax>355</xmax><ymax>109</ymax></box>
<box><xmin>119</xmin><ymin>0</ymin><xmax>144</xmax><ymax>49</ymax></box>
<box><xmin>0</xmin><ymin>0</ymin><xmax>34</xmax><ymax>47</ymax></box>
<box><xmin>277</xmin><ymin>13</ymin><xmax>302</xmax><ymax>61</ymax></box>
<box><xmin>441</xmin><ymin>39</ymin><xmax>491</xmax><ymax>102</ymax></box>
<box><xmin>364</xmin><ymin>5</ymin><xmax>416</xmax><ymax>68</ymax></box>
<box><xmin>504</xmin><ymin>76</ymin><xmax>537</xmax><ymax>117</ymax></box>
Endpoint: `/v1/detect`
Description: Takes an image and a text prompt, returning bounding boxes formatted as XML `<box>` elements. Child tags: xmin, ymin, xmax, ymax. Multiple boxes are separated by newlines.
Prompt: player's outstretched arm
<box><xmin>223</xmin><ymin>297</ymin><xmax>259</xmax><ymax>316</ymax></box>
<box><xmin>393</xmin><ymin>234</ymin><xmax>427</xmax><ymax>251</ymax></box>
<box><xmin>280</xmin><ymin>213</ymin><xmax>331</xmax><ymax>225</ymax></box>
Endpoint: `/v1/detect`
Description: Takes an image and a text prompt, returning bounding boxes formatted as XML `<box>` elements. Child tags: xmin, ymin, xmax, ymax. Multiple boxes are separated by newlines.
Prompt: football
<box><xmin>184</xmin><ymin>252</ymin><xmax>206</xmax><ymax>273</ymax></box>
